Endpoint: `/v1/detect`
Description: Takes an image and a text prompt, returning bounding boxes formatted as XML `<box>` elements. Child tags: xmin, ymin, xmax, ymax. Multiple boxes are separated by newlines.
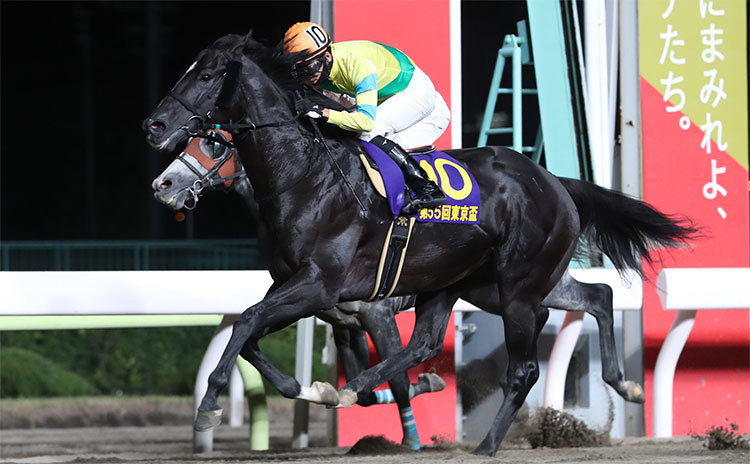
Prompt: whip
<box><xmin>296</xmin><ymin>91</ymin><xmax>367</xmax><ymax>216</ymax></box>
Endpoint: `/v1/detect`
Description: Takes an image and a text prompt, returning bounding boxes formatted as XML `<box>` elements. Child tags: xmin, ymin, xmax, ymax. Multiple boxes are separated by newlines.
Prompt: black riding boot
<box><xmin>370</xmin><ymin>136</ymin><xmax>446</xmax><ymax>214</ymax></box>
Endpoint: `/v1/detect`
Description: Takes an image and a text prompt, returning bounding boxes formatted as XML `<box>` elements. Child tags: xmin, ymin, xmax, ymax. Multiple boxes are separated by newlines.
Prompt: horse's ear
<box><xmin>238</xmin><ymin>30</ymin><xmax>265</xmax><ymax>57</ymax></box>
<box><xmin>241</xmin><ymin>31</ymin><xmax>256</xmax><ymax>49</ymax></box>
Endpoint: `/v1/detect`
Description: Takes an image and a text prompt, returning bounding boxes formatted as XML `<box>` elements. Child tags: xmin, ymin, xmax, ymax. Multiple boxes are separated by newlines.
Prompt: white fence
<box><xmin>0</xmin><ymin>270</ymin><xmax>273</xmax><ymax>316</ymax></box>
<box><xmin>0</xmin><ymin>270</ymin><xmax>273</xmax><ymax>452</ymax></box>
<box><xmin>653</xmin><ymin>267</ymin><xmax>750</xmax><ymax>437</ymax></box>
<box><xmin>2</xmin><ymin>268</ymin><xmax>747</xmax><ymax>444</ymax></box>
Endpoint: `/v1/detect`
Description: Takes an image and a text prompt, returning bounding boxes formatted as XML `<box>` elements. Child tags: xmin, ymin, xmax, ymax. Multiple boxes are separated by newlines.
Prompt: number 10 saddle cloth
<box><xmin>358</xmin><ymin>141</ymin><xmax>482</xmax><ymax>300</ymax></box>
<box><xmin>359</xmin><ymin>141</ymin><xmax>481</xmax><ymax>224</ymax></box>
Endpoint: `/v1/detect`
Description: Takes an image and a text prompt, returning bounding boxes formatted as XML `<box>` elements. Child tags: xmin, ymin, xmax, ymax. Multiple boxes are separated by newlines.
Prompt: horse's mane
<box><xmin>209</xmin><ymin>32</ymin><xmax>307</xmax><ymax>95</ymax></box>
<box><xmin>210</xmin><ymin>32</ymin><xmax>361</xmax><ymax>151</ymax></box>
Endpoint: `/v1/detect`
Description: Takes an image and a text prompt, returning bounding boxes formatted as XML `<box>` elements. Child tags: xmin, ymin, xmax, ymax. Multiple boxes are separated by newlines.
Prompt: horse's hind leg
<box><xmin>543</xmin><ymin>272</ymin><xmax>645</xmax><ymax>403</ymax></box>
<box><xmin>473</xmin><ymin>299</ymin><xmax>549</xmax><ymax>456</ymax></box>
<box><xmin>332</xmin><ymin>326</ymin><xmax>370</xmax><ymax>381</ymax></box>
<box><xmin>358</xmin><ymin>305</ymin><xmax>422</xmax><ymax>450</ymax></box>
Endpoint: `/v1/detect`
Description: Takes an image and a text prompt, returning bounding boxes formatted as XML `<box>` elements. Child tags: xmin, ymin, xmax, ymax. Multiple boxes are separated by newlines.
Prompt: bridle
<box><xmin>163</xmin><ymin>42</ymin><xmax>364</xmax><ymax>212</ymax></box>
<box><xmin>174</xmin><ymin>131</ymin><xmax>245</xmax><ymax>210</ymax></box>
<box><xmin>166</xmin><ymin>48</ymin><xmax>298</xmax><ymax>148</ymax></box>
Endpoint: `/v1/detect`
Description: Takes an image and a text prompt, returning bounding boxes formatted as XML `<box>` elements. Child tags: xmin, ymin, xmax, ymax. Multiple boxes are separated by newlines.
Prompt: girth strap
<box><xmin>368</xmin><ymin>216</ymin><xmax>416</xmax><ymax>301</ymax></box>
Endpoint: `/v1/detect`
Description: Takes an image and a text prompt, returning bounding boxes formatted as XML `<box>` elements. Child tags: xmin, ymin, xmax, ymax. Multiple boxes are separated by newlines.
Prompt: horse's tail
<box><xmin>558</xmin><ymin>177</ymin><xmax>701</xmax><ymax>276</ymax></box>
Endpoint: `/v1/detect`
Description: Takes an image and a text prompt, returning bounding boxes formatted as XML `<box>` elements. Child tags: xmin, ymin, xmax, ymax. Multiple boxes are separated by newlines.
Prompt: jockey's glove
<box><xmin>295</xmin><ymin>99</ymin><xmax>326</xmax><ymax>120</ymax></box>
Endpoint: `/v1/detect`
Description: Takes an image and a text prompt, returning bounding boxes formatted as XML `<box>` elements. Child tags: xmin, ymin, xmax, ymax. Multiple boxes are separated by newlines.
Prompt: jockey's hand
<box><xmin>295</xmin><ymin>99</ymin><xmax>326</xmax><ymax>120</ymax></box>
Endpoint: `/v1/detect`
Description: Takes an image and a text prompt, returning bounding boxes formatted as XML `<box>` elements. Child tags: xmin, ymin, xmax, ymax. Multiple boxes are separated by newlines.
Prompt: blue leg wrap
<box><xmin>374</xmin><ymin>389</ymin><xmax>395</xmax><ymax>404</ymax></box>
<box><xmin>400</xmin><ymin>406</ymin><xmax>421</xmax><ymax>450</ymax></box>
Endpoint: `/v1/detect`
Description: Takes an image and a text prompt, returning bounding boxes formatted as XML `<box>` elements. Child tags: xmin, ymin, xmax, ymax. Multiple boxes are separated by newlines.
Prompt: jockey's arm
<box><xmin>325</xmin><ymin>59</ymin><xmax>378</xmax><ymax>133</ymax></box>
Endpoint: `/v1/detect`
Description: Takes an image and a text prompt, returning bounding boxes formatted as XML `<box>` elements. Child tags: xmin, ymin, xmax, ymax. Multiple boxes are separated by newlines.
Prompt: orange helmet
<box><xmin>283</xmin><ymin>22</ymin><xmax>331</xmax><ymax>63</ymax></box>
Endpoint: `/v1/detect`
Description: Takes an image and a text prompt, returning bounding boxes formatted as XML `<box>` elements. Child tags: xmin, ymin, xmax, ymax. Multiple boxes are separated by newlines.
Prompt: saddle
<box><xmin>358</xmin><ymin>142</ymin><xmax>481</xmax><ymax>300</ymax></box>
<box><xmin>359</xmin><ymin>145</ymin><xmax>436</xmax><ymax>200</ymax></box>
<box><xmin>359</xmin><ymin>141</ymin><xmax>481</xmax><ymax>223</ymax></box>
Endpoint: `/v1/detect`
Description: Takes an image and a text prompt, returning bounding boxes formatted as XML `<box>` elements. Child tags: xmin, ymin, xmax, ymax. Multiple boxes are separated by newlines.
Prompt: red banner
<box><xmin>333</xmin><ymin>0</ymin><xmax>458</xmax><ymax>447</ymax></box>
<box><xmin>639</xmin><ymin>0</ymin><xmax>749</xmax><ymax>436</ymax></box>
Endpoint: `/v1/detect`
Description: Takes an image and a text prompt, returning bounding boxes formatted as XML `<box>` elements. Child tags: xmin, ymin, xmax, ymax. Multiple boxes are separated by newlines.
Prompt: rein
<box><xmin>168</xmin><ymin>49</ymin><xmax>298</xmax><ymax>146</ymax></box>
<box><xmin>205</xmin><ymin>118</ymin><xmax>299</xmax><ymax>133</ymax></box>
<box><xmin>169</xmin><ymin>45</ymin><xmax>363</xmax><ymax>210</ymax></box>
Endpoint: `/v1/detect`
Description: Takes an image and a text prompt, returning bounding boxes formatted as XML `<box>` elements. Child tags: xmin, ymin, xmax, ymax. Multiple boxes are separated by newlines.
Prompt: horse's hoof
<box><xmin>194</xmin><ymin>408</ymin><xmax>222</xmax><ymax>431</ymax></box>
<box><xmin>471</xmin><ymin>444</ymin><xmax>497</xmax><ymax>456</ymax></box>
<box><xmin>418</xmin><ymin>372</ymin><xmax>446</xmax><ymax>392</ymax></box>
<box><xmin>337</xmin><ymin>388</ymin><xmax>358</xmax><ymax>407</ymax></box>
<box><xmin>402</xmin><ymin>437</ymin><xmax>421</xmax><ymax>451</ymax></box>
<box><xmin>298</xmin><ymin>381</ymin><xmax>340</xmax><ymax>406</ymax></box>
<box><xmin>313</xmin><ymin>381</ymin><xmax>340</xmax><ymax>406</ymax></box>
<box><xmin>624</xmin><ymin>381</ymin><xmax>645</xmax><ymax>403</ymax></box>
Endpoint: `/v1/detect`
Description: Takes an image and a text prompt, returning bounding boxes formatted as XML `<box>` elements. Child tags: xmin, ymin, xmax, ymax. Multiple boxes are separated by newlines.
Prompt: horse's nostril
<box><xmin>160</xmin><ymin>180</ymin><xmax>172</xmax><ymax>190</ymax></box>
<box><xmin>148</xmin><ymin>120</ymin><xmax>166</xmax><ymax>136</ymax></box>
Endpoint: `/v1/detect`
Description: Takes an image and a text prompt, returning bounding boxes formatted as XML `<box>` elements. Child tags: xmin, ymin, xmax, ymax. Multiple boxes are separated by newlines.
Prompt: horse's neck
<box><xmin>232</xmin><ymin>176</ymin><xmax>261</xmax><ymax>220</ymax></box>
<box><xmin>233</xmin><ymin>69</ymin><xmax>362</xmax><ymax>224</ymax></box>
<box><xmin>231</xmin><ymin>170</ymin><xmax>274</xmax><ymax>264</ymax></box>
<box><xmin>235</xmin><ymin>81</ymin><xmax>318</xmax><ymax>201</ymax></box>
<box><xmin>238</xmin><ymin>129</ymin><xmax>316</xmax><ymax>202</ymax></box>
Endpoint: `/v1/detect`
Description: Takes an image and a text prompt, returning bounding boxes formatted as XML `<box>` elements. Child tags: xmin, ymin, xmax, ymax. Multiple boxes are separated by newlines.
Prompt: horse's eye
<box><xmin>200</xmin><ymin>73</ymin><xmax>212</xmax><ymax>82</ymax></box>
<box><xmin>212</xmin><ymin>144</ymin><xmax>230</xmax><ymax>159</ymax></box>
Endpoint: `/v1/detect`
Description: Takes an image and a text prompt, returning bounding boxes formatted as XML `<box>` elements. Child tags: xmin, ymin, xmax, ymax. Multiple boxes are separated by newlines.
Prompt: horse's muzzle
<box><xmin>143</xmin><ymin>117</ymin><xmax>166</xmax><ymax>138</ymax></box>
<box><xmin>143</xmin><ymin>118</ymin><xmax>187</xmax><ymax>153</ymax></box>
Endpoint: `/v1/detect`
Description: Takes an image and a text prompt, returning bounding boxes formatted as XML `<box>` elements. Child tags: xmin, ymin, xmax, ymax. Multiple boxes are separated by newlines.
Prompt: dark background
<box><xmin>0</xmin><ymin>1</ymin><xmax>529</xmax><ymax>242</ymax></box>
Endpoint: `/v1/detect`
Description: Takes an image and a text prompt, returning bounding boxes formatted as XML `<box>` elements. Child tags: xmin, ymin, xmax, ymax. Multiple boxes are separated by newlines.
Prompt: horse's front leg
<box><xmin>338</xmin><ymin>289</ymin><xmax>459</xmax><ymax>406</ymax></box>
<box><xmin>195</xmin><ymin>264</ymin><xmax>340</xmax><ymax>431</ymax></box>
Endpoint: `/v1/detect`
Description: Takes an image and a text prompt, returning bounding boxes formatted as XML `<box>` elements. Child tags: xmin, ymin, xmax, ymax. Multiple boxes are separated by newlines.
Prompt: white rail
<box><xmin>1</xmin><ymin>268</ymin><xmax>645</xmax><ymax>446</ymax></box>
<box><xmin>653</xmin><ymin>267</ymin><xmax>750</xmax><ymax>438</ymax></box>
<box><xmin>0</xmin><ymin>270</ymin><xmax>274</xmax><ymax>453</ymax></box>
<box><xmin>0</xmin><ymin>270</ymin><xmax>273</xmax><ymax>316</ymax></box>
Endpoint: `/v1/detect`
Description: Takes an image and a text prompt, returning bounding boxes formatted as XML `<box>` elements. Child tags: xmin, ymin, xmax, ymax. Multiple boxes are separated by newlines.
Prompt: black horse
<box><xmin>151</xmin><ymin>133</ymin><xmax>441</xmax><ymax>449</ymax></box>
<box><xmin>144</xmin><ymin>33</ymin><xmax>697</xmax><ymax>455</ymax></box>
<box><xmin>152</xmin><ymin>132</ymin><xmax>656</xmax><ymax>448</ymax></box>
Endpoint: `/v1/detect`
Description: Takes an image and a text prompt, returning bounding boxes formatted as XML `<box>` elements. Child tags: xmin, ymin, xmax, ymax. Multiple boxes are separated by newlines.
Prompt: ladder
<box><xmin>477</xmin><ymin>21</ymin><xmax>543</xmax><ymax>163</ymax></box>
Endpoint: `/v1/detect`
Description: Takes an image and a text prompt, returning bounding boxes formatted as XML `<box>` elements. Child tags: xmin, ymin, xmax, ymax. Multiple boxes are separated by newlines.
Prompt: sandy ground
<box><xmin>1</xmin><ymin>398</ymin><xmax>748</xmax><ymax>464</ymax></box>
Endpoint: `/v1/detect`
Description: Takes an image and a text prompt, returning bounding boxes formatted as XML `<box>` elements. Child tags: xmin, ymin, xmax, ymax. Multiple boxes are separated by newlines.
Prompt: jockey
<box><xmin>283</xmin><ymin>21</ymin><xmax>448</xmax><ymax>214</ymax></box>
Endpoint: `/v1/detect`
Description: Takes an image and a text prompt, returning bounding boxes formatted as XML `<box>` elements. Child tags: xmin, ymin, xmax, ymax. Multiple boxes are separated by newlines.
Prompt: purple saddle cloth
<box><xmin>359</xmin><ymin>141</ymin><xmax>480</xmax><ymax>224</ymax></box>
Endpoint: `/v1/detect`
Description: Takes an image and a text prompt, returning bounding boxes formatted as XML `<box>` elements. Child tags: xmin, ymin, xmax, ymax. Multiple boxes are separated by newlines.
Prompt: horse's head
<box><xmin>143</xmin><ymin>34</ymin><xmax>251</xmax><ymax>153</ymax></box>
<box><xmin>143</xmin><ymin>33</ymin><xmax>300</xmax><ymax>154</ymax></box>
<box><xmin>152</xmin><ymin>130</ymin><xmax>244</xmax><ymax>210</ymax></box>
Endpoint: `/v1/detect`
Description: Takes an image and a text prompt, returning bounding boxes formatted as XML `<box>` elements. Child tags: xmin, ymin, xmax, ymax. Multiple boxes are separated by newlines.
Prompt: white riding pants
<box><xmin>359</xmin><ymin>66</ymin><xmax>451</xmax><ymax>148</ymax></box>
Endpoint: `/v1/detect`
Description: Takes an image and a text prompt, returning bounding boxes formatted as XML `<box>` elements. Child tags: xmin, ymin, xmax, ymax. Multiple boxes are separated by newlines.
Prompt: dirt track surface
<box><xmin>1</xmin><ymin>398</ymin><xmax>748</xmax><ymax>464</ymax></box>
<box><xmin>2</xmin><ymin>425</ymin><xmax>749</xmax><ymax>464</ymax></box>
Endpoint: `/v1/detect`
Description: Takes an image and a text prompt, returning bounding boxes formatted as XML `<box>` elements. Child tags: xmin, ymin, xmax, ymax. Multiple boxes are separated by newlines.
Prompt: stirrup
<box><xmin>402</xmin><ymin>188</ymin><xmax>446</xmax><ymax>215</ymax></box>
<box><xmin>406</xmin><ymin>145</ymin><xmax>436</xmax><ymax>155</ymax></box>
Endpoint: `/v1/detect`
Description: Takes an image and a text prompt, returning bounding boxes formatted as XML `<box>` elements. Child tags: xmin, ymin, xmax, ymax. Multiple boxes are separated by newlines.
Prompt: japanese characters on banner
<box><xmin>639</xmin><ymin>0</ymin><xmax>749</xmax><ymax>436</ymax></box>
<box><xmin>649</xmin><ymin>0</ymin><xmax>746</xmax><ymax>218</ymax></box>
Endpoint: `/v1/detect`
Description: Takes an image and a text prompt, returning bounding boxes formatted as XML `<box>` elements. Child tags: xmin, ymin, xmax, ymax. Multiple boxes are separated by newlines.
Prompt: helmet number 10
<box><xmin>305</xmin><ymin>25</ymin><xmax>329</xmax><ymax>49</ymax></box>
